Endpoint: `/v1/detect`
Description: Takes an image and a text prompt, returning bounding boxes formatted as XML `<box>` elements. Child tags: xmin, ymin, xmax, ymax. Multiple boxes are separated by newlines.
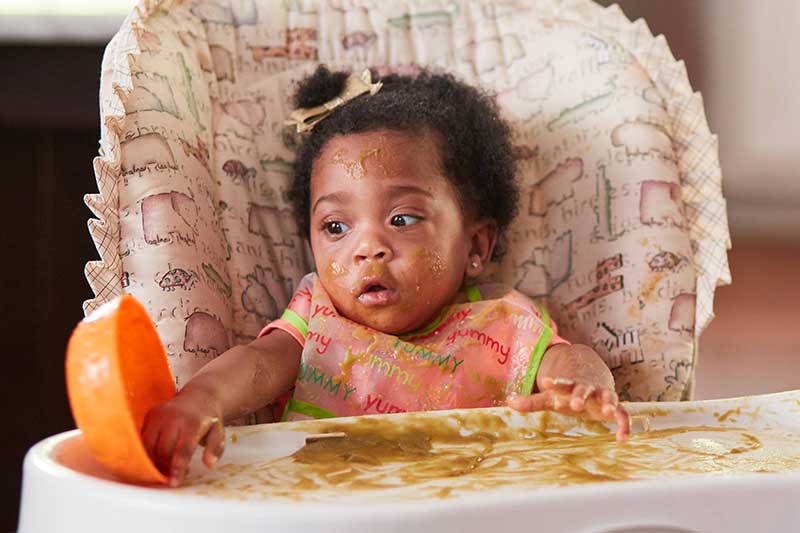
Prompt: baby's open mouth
<box><xmin>365</xmin><ymin>284</ymin><xmax>386</xmax><ymax>292</ymax></box>
<box><xmin>357</xmin><ymin>281</ymin><xmax>398</xmax><ymax>307</ymax></box>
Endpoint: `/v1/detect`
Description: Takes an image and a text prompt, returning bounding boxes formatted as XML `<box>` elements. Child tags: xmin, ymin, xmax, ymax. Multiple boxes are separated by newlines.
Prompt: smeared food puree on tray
<box><xmin>182</xmin><ymin>399</ymin><xmax>800</xmax><ymax>501</ymax></box>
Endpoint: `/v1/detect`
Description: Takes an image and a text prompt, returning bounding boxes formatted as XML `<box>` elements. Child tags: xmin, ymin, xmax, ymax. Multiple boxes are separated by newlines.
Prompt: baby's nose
<box><xmin>356</xmin><ymin>247</ymin><xmax>390</xmax><ymax>262</ymax></box>
<box><xmin>354</xmin><ymin>232</ymin><xmax>392</xmax><ymax>262</ymax></box>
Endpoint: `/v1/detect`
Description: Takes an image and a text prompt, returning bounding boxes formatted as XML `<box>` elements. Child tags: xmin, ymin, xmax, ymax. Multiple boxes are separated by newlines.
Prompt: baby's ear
<box><xmin>465</xmin><ymin>219</ymin><xmax>497</xmax><ymax>277</ymax></box>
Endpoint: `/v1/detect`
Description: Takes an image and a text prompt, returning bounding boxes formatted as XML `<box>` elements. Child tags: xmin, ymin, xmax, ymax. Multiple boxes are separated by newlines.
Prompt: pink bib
<box><xmin>260</xmin><ymin>274</ymin><xmax>567</xmax><ymax>421</ymax></box>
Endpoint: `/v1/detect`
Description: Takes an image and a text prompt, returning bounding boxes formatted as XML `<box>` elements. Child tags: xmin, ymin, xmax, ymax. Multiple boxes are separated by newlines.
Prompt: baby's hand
<box><xmin>508</xmin><ymin>376</ymin><xmax>631</xmax><ymax>442</ymax></box>
<box><xmin>141</xmin><ymin>392</ymin><xmax>225</xmax><ymax>487</ymax></box>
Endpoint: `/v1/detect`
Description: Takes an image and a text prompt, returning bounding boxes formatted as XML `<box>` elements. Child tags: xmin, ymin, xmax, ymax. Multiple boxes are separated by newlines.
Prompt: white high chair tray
<box><xmin>20</xmin><ymin>390</ymin><xmax>800</xmax><ymax>533</ymax></box>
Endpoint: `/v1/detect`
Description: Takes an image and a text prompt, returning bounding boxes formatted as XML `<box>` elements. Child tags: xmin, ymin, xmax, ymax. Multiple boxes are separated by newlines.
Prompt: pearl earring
<box><xmin>470</xmin><ymin>261</ymin><xmax>479</xmax><ymax>269</ymax></box>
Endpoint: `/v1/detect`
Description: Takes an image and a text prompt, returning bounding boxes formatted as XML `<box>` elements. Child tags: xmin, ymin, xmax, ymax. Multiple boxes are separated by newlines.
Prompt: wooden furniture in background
<box><xmin>1</xmin><ymin>44</ymin><xmax>104</xmax><ymax>532</ymax></box>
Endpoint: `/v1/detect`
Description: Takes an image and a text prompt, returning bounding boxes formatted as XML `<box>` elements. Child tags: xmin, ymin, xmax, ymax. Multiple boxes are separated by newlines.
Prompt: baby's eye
<box><xmin>390</xmin><ymin>214</ymin><xmax>421</xmax><ymax>227</ymax></box>
<box><xmin>324</xmin><ymin>221</ymin><xmax>350</xmax><ymax>235</ymax></box>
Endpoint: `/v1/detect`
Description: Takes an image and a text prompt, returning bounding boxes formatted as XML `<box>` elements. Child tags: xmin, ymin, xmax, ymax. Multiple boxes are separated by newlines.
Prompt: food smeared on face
<box><xmin>309</xmin><ymin>129</ymin><xmax>474</xmax><ymax>334</ymax></box>
<box><xmin>415</xmin><ymin>248</ymin><xmax>447</xmax><ymax>279</ymax></box>
<box><xmin>329</xmin><ymin>133</ymin><xmax>391</xmax><ymax>181</ymax></box>
<box><xmin>331</xmin><ymin>149</ymin><xmax>365</xmax><ymax>180</ymax></box>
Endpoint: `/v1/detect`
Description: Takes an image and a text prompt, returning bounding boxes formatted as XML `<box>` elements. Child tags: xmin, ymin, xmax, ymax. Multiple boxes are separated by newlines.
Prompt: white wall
<box><xmin>609</xmin><ymin>0</ymin><xmax>800</xmax><ymax>242</ymax></box>
<box><xmin>701</xmin><ymin>0</ymin><xmax>800</xmax><ymax>241</ymax></box>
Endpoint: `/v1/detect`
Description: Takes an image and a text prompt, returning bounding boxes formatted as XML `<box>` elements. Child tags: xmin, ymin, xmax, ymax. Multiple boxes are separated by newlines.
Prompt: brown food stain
<box><xmin>331</xmin><ymin>149</ymin><xmax>365</xmax><ymax>179</ymax></box>
<box><xmin>363</xmin><ymin>262</ymin><xmax>386</xmax><ymax>278</ymax></box>
<box><xmin>335</xmin><ymin>347</ymin><xmax>363</xmax><ymax>382</ymax></box>
<box><xmin>714</xmin><ymin>408</ymin><xmax>741</xmax><ymax>423</ymax></box>
<box><xmin>415</xmin><ymin>248</ymin><xmax>447</xmax><ymax>279</ymax></box>
<box><xmin>469</xmin><ymin>301</ymin><xmax>512</xmax><ymax>329</ymax></box>
<box><xmin>629</xmin><ymin>271</ymin><xmax>666</xmax><ymax>318</ymax></box>
<box><xmin>640</xmin><ymin>272</ymin><xmax>666</xmax><ymax>303</ymax></box>
<box><xmin>327</xmin><ymin>261</ymin><xmax>348</xmax><ymax>277</ymax></box>
<box><xmin>183</xmin><ymin>409</ymin><xmax>800</xmax><ymax>502</ymax></box>
<box><xmin>334</xmin><ymin>329</ymin><xmax>381</xmax><ymax>405</ymax></box>
<box><xmin>360</xmin><ymin>147</ymin><xmax>389</xmax><ymax>177</ymax></box>
<box><xmin>330</xmin><ymin>143</ymin><xmax>390</xmax><ymax>179</ymax></box>
<box><xmin>633</xmin><ymin>407</ymin><xmax>672</xmax><ymax>418</ymax></box>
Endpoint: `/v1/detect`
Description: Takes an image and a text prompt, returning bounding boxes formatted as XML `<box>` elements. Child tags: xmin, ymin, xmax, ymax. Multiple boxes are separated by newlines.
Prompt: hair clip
<box><xmin>285</xmin><ymin>69</ymin><xmax>383</xmax><ymax>133</ymax></box>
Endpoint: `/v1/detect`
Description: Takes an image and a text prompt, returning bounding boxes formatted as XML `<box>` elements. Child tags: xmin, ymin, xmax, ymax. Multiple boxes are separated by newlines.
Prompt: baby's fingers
<box><xmin>599</xmin><ymin>389</ymin><xmax>620</xmax><ymax>418</ymax></box>
<box><xmin>614</xmin><ymin>404</ymin><xmax>631</xmax><ymax>442</ymax></box>
<box><xmin>155</xmin><ymin>426</ymin><xmax>181</xmax><ymax>475</ymax></box>
<box><xmin>141</xmin><ymin>412</ymin><xmax>163</xmax><ymax>468</ymax></box>
<box><xmin>169</xmin><ymin>426</ymin><xmax>202</xmax><ymax>487</ymax></box>
<box><xmin>569</xmin><ymin>384</ymin><xmax>595</xmax><ymax>411</ymax></box>
<box><xmin>540</xmin><ymin>376</ymin><xmax>576</xmax><ymax>394</ymax></box>
<box><xmin>169</xmin><ymin>416</ymin><xmax>222</xmax><ymax>486</ymax></box>
<box><xmin>508</xmin><ymin>392</ymin><xmax>554</xmax><ymax>412</ymax></box>
<box><xmin>589</xmin><ymin>389</ymin><xmax>629</xmax><ymax>442</ymax></box>
<box><xmin>202</xmin><ymin>419</ymin><xmax>225</xmax><ymax>469</ymax></box>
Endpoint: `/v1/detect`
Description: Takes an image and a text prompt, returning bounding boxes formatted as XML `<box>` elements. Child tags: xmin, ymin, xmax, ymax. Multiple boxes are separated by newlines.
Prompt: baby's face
<box><xmin>309</xmin><ymin>129</ymin><xmax>473</xmax><ymax>335</ymax></box>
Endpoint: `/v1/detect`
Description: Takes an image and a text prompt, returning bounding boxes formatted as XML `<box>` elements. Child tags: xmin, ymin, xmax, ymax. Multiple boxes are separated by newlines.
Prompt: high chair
<box><xmin>84</xmin><ymin>0</ymin><xmax>730</xmax><ymax>415</ymax></box>
<box><xmin>29</xmin><ymin>5</ymin><xmax>795</xmax><ymax>533</ymax></box>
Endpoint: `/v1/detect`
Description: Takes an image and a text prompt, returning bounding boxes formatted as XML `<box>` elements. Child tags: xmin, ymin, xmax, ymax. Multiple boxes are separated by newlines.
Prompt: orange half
<box><xmin>66</xmin><ymin>294</ymin><xmax>175</xmax><ymax>484</ymax></box>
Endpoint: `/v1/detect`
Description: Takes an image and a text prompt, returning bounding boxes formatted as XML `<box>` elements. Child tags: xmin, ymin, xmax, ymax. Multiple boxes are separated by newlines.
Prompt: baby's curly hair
<box><xmin>289</xmin><ymin>65</ymin><xmax>519</xmax><ymax>258</ymax></box>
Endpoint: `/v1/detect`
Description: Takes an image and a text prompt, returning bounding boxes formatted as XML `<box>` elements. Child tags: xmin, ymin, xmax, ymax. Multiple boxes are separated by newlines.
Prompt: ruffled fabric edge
<box><xmin>84</xmin><ymin>0</ymin><xmax>731</xmax><ymax>338</ymax></box>
<box><xmin>83</xmin><ymin>0</ymin><xmax>179</xmax><ymax>315</ymax></box>
<box><xmin>547</xmin><ymin>0</ymin><xmax>732</xmax><ymax>338</ymax></box>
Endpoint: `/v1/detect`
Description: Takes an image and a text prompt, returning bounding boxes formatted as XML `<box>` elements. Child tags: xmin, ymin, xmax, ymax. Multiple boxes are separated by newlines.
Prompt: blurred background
<box><xmin>0</xmin><ymin>0</ymin><xmax>798</xmax><ymax>530</ymax></box>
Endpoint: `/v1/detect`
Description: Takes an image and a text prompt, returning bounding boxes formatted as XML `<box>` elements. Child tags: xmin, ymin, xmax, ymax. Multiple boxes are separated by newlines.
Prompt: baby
<box><xmin>143</xmin><ymin>66</ymin><xmax>631</xmax><ymax>487</ymax></box>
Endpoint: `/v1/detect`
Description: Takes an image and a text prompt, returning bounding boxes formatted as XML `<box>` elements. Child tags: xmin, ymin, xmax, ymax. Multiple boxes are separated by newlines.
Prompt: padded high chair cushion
<box><xmin>86</xmin><ymin>0</ymin><xmax>730</xmax><ymax>405</ymax></box>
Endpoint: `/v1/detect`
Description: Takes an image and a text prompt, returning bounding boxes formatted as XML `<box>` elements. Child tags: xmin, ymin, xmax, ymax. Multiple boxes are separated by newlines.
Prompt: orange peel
<box><xmin>66</xmin><ymin>294</ymin><xmax>174</xmax><ymax>484</ymax></box>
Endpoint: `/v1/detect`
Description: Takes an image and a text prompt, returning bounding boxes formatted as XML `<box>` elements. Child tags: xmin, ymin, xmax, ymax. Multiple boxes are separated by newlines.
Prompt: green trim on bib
<box><xmin>281</xmin><ymin>309</ymin><xmax>308</xmax><ymax>338</ymax></box>
<box><xmin>522</xmin><ymin>326</ymin><xmax>553</xmax><ymax>395</ymax></box>
<box><xmin>402</xmin><ymin>306</ymin><xmax>449</xmax><ymax>338</ymax></box>
<box><xmin>280</xmin><ymin>396</ymin><xmax>293</xmax><ymax>421</ymax></box>
<box><xmin>400</xmin><ymin>285</ymin><xmax>482</xmax><ymax>339</ymax></box>
<box><xmin>537</xmin><ymin>302</ymin><xmax>550</xmax><ymax>326</ymax></box>
<box><xmin>464</xmin><ymin>285</ymin><xmax>482</xmax><ymax>302</ymax></box>
<box><xmin>282</xmin><ymin>398</ymin><xmax>336</xmax><ymax>420</ymax></box>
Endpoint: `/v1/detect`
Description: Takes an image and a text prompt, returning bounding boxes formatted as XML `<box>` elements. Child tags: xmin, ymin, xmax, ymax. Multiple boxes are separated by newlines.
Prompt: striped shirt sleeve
<box><xmin>258</xmin><ymin>273</ymin><xmax>314</xmax><ymax>347</ymax></box>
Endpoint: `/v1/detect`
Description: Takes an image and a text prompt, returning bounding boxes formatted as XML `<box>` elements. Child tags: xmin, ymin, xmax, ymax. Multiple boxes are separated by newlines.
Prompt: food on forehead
<box><xmin>329</xmin><ymin>135</ymin><xmax>393</xmax><ymax>179</ymax></box>
<box><xmin>331</xmin><ymin>149</ymin><xmax>365</xmax><ymax>179</ymax></box>
<box><xmin>359</xmin><ymin>147</ymin><xmax>389</xmax><ymax>177</ymax></box>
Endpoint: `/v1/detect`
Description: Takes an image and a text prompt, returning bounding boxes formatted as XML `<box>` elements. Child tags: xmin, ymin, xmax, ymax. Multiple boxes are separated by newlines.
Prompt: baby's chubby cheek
<box><xmin>323</xmin><ymin>260</ymin><xmax>350</xmax><ymax>291</ymax></box>
<box><xmin>396</xmin><ymin>248</ymin><xmax>448</xmax><ymax>309</ymax></box>
<box><xmin>414</xmin><ymin>247</ymin><xmax>448</xmax><ymax>280</ymax></box>
<box><xmin>315</xmin><ymin>243</ymin><xmax>465</xmax><ymax>334</ymax></box>
<box><xmin>387</xmin><ymin>248</ymin><xmax>462</xmax><ymax>332</ymax></box>
<box><xmin>317</xmin><ymin>261</ymin><xmax>359</xmax><ymax>318</ymax></box>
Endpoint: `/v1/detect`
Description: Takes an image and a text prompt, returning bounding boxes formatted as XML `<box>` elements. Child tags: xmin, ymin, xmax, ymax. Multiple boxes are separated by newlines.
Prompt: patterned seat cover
<box><xmin>84</xmin><ymin>0</ymin><xmax>730</xmax><ymax>415</ymax></box>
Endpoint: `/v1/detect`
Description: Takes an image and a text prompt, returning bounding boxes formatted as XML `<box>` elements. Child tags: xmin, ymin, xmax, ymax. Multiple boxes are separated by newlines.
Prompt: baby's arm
<box><xmin>509</xmin><ymin>343</ymin><xmax>631</xmax><ymax>441</ymax></box>
<box><xmin>141</xmin><ymin>329</ymin><xmax>301</xmax><ymax>486</ymax></box>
